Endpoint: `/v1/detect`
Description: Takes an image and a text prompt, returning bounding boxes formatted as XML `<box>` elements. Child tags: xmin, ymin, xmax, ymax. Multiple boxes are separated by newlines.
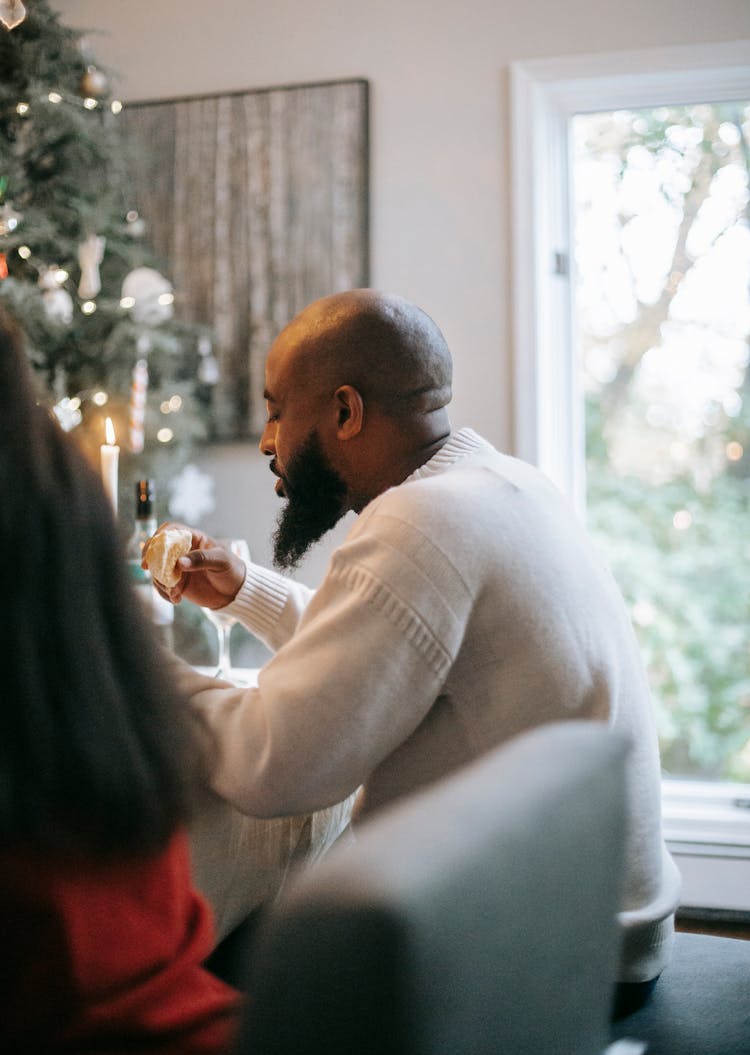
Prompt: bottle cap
<box><xmin>135</xmin><ymin>478</ymin><xmax>155</xmax><ymax>518</ymax></box>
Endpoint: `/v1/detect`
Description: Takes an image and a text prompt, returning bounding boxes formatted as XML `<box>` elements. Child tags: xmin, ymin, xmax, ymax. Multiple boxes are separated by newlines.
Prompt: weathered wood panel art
<box><xmin>121</xmin><ymin>79</ymin><xmax>369</xmax><ymax>440</ymax></box>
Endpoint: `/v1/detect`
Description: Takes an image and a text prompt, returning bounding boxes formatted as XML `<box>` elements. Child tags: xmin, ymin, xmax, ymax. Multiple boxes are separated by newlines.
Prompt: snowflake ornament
<box><xmin>168</xmin><ymin>463</ymin><xmax>216</xmax><ymax>524</ymax></box>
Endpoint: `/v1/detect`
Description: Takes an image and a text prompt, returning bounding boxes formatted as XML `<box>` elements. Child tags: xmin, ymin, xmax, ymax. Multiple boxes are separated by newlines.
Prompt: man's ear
<box><xmin>334</xmin><ymin>384</ymin><xmax>364</xmax><ymax>439</ymax></box>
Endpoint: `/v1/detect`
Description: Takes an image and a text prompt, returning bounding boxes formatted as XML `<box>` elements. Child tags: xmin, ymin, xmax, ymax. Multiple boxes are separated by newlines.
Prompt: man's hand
<box><xmin>143</xmin><ymin>523</ymin><xmax>247</xmax><ymax>610</ymax></box>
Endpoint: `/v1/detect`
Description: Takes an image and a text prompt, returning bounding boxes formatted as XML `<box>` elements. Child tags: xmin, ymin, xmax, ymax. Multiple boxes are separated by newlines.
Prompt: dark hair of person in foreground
<box><xmin>0</xmin><ymin>307</ymin><xmax>201</xmax><ymax>858</ymax></box>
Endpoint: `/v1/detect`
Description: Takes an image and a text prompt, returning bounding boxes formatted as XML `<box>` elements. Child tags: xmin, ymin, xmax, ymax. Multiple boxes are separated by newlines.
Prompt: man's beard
<box><xmin>272</xmin><ymin>431</ymin><xmax>348</xmax><ymax>570</ymax></box>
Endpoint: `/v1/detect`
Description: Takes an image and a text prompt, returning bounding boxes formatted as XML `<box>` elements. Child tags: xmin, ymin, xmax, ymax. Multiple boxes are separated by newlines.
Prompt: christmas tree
<box><xmin>0</xmin><ymin>0</ymin><xmax>213</xmax><ymax>520</ymax></box>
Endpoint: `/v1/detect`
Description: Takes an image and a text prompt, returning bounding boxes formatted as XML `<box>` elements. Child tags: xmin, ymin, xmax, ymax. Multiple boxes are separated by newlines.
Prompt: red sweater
<box><xmin>0</xmin><ymin>830</ymin><xmax>242</xmax><ymax>1053</ymax></box>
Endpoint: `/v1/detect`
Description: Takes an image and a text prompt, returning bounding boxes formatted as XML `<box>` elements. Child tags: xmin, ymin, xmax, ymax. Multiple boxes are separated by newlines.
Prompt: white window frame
<box><xmin>510</xmin><ymin>40</ymin><xmax>750</xmax><ymax>911</ymax></box>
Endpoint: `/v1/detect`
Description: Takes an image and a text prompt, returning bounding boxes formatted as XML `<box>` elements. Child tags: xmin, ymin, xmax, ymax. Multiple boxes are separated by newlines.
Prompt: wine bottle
<box><xmin>125</xmin><ymin>479</ymin><xmax>175</xmax><ymax>649</ymax></box>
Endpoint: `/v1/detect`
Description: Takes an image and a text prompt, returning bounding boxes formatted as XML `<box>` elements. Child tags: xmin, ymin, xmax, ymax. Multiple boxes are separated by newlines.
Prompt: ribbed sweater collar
<box><xmin>405</xmin><ymin>428</ymin><xmax>489</xmax><ymax>483</ymax></box>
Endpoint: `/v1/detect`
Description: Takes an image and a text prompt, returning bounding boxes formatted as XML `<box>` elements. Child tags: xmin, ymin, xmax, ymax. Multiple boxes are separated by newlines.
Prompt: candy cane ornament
<box><xmin>128</xmin><ymin>358</ymin><xmax>149</xmax><ymax>453</ymax></box>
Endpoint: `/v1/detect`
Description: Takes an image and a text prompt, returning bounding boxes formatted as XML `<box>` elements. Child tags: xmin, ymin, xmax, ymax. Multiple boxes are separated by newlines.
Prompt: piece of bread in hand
<box><xmin>143</xmin><ymin>527</ymin><xmax>193</xmax><ymax>588</ymax></box>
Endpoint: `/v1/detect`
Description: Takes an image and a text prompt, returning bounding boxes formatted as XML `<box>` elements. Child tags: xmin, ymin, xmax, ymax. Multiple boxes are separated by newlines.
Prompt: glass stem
<box><xmin>215</xmin><ymin>623</ymin><xmax>232</xmax><ymax>678</ymax></box>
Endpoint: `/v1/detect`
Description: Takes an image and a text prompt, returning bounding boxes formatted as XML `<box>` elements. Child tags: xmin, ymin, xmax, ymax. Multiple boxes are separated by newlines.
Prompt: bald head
<box><xmin>279</xmin><ymin>289</ymin><xmax>453</xmax><ymax>418</ymax></box>
<box><xmin>261</xmin><ymin>290</ymin><xmax>454</xmax><ymax>530</ymax></box>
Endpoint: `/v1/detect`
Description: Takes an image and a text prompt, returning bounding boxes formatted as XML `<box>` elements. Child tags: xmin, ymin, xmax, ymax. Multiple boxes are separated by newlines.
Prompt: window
<box><xmin>511</xmin><ymin>41</ymin><xmax>750</xmax><ymax>910</ymax></box>
<box><xmin>573</xmin><ymin>100</ymin><xmax>750</xmax><ymax>785</ymax></box>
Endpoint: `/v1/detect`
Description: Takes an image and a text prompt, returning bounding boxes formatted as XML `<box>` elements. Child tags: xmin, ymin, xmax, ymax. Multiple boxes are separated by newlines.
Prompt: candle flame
<box><xmin>104</xmin><ymin>416</ymin><xmax>116</xmax><ymax>445</ymax></box>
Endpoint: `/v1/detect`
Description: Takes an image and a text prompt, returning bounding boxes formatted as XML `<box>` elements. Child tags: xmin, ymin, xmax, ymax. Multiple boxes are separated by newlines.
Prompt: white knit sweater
<box><xmin>175</xmin><ymin>428</ymin><xmax>681</xmax><ymax>981</ymax></box>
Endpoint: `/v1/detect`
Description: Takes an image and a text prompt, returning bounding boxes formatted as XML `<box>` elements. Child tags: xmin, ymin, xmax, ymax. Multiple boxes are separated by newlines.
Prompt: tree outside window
<box><xmin>573</xmin><ymin>101</ymin><xmax>750</xmax><ymax>781</ymax></box>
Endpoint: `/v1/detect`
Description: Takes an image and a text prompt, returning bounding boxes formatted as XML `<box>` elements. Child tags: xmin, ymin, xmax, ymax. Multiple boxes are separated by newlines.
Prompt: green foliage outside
<box><xmin>587</xmin><ymin>428</ymin><xmax>750</xmax><ymax>782</ymax></box>
<box><xmin>576</xmin><ymin>102</ymin><xmax>750</xmax><ymax>781</ymax></box>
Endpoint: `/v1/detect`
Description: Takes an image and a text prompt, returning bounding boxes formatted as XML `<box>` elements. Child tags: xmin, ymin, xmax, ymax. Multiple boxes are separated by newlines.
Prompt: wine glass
<box><xmin>201</xmin><ymin>538</ymin><xmax>250</xmax><ymax>679</ymax></box>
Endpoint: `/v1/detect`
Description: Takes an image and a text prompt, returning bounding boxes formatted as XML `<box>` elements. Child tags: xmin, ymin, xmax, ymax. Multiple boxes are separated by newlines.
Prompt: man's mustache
<box><xmin>269</xmin><ymin>458</ymin><xmax>287</xmax><ymax>499</ymax></box>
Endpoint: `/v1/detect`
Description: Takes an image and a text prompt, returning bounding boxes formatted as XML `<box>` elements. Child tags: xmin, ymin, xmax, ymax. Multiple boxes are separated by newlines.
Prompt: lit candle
<box><xmin>100</xmin><ymin>416</ymin><xmax>119</xmax><ymax>515</ymax></box>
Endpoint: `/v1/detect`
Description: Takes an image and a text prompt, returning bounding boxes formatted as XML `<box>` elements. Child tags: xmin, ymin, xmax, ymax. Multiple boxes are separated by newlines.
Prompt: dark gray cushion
<box><xmin>236</xmin><ymin>721</ymin><xmax>629</xmax><ymax>1055</ymax></box>
<box><xmin>610</xmin><ymin>930</ymin><xmax>750</xmax><ymax>1054</ymax></box>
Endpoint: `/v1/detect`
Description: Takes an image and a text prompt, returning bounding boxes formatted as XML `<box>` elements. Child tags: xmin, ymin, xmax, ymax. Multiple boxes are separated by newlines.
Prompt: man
<box><xmin>163</xmin><ymin>288</ymin><xmax>680</xmax><ymax>1002</ymax></box>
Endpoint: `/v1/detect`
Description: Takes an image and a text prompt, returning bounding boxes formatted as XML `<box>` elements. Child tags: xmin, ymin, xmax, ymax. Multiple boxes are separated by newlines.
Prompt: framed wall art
<box><xmin>121</xmin><ymin>78</ymin><xmax>369</xmax><ymax>440</ymax></box>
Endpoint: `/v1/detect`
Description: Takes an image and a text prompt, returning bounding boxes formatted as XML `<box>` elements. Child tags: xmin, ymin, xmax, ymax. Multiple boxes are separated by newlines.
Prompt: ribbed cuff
<box><xmin>617</xmin><ymin>914</ymin><xmax>675</xmax><ymax>983</ymax></box>
<box><xmin>227</xmin><ymin>562</ymin><xmax>290</xmax><ymax>640</ymax></box>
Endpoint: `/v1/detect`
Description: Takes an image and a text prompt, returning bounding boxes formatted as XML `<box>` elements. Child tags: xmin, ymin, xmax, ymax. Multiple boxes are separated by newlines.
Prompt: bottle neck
<box><xmin>128</xmin><ymin>516</ymin><xmax>158</xmax><ymax>568</ymax></box>
<box><xmin>133</xmin><ymin>514</ymin><xmax>158</xmax><ymax>532</ymax></box>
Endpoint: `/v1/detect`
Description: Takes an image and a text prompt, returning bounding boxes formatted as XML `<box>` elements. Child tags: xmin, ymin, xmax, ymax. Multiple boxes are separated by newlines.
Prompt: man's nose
<box><xmin>259</xmin><ymin>421</ymin><xmax>275</xmax><ymax>457</ymax></box>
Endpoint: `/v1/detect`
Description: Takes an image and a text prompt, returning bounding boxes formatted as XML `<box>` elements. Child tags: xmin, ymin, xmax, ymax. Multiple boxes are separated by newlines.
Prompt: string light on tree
<box><xmin>726</xmin><ymin>441</ymin><xmax>744</xmax><ymax>462</ymax></box>
<box><xmin>160</xmin><ymin>394</ymin><xmax>183</xmax><ymax>414</ymax></box>
<box><xmin>52</xmin><ymin>396</ymin><xmax>82</xmax><ymax>432</ymax></box>
<box><xmin>0</xmin><ymin>0</ymin><xmax>26</xmax><ymax>31</ymax></box>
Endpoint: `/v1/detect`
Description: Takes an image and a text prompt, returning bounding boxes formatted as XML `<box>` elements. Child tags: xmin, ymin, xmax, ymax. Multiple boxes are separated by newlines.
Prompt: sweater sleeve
<box><xmin>223</xmin><ymin>560</ymin><xmax>316</xmax><ymax>652</ymax></box>
<box><xmin>179</xmin><ymin>503</ymin><xmax>474</xmax><ymax>817</ymax></box>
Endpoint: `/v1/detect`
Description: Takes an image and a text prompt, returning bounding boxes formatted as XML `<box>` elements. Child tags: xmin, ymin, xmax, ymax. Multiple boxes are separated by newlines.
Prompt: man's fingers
<box><xmin>179</xmin><ymin>549</ymin><xmax>233</xmax><ymax>573</ymax></box>
<box><xmin>151</xmin><ymin>578</ymin><xmax>181</xmax><ymax>604</ymax></box>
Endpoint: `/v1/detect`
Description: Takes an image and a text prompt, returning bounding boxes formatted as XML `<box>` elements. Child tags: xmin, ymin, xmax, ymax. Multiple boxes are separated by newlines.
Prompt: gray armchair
<box><xmin>234</xmin><ymin>721</ymin><xmax>629</xmax><ymax>1055</ymax></box>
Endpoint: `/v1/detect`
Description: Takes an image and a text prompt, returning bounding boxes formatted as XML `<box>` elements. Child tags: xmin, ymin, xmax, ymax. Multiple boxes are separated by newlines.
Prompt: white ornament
<box><xmin>121</xmin><ymin>266</ymin><xmax>174</xmax><ymax>325</ymax></box>
<box><xmin>0</xmin><ymin>0</ymin><xmax>26</xmax><ymax>31</ymax></box>
<box><xmin>198</xmin><ymin>355</ymin><xmax>220</xmax><ymax>385</ymax></box>
<box><xmin>125</xmin><ymin>210</ymin><xmax>147</xmax><ymax>238</ymax></box>
<box><xmin>44</xmin><ymin>287</ymin><xmax>74</xmax><ymax>325</ymax></box>
<box><xmin>168</xmin><ymin>464</ymin><xmax>216</xmax><ymax>524</ymax></box>
<box><xmin>38</xmin><ymin>267</ymin><xmax>58</xmax><ymax>291</ymax></box>
<box><xmin>77</xmin><ymin>234</ymin><xmax>106</xmax><ymax>299</ymax></box>
<box><xmin>197</xmin><ymin>334</ymin><xmax>220</xmax><ymax>384</ymax></box>
<box><xmin>38</xmin><ymin>266</ymin><xmax>74</xmax><ymax>325</ymax></box>
<box><xmin>0</xmin><ymin>200</ymin><xmax>22</xmax><ymax>235</ymax></box>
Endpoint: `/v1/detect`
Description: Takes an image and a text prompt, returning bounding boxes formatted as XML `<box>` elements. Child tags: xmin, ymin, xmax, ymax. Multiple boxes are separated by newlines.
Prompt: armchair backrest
<box><xmin>236</xmin><ymin>720</ymin><xmax>629</xmax><ymax>1055</ymax></box>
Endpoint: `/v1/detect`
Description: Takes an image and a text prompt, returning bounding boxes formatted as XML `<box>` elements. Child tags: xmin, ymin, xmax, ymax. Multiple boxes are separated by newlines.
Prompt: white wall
<box><xmin>56</xmin><ymin>0</ymin><xmax>750</xmax><ymax>583</ymax></box>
